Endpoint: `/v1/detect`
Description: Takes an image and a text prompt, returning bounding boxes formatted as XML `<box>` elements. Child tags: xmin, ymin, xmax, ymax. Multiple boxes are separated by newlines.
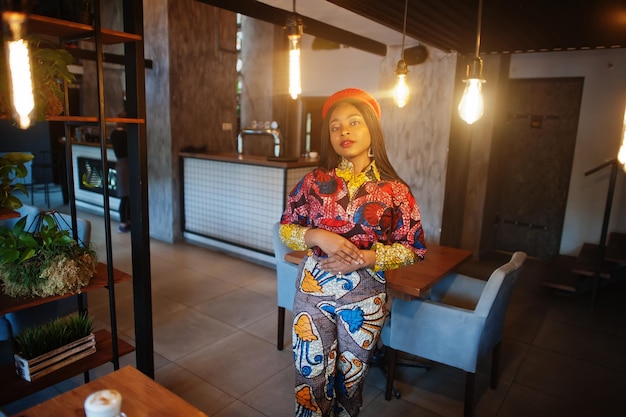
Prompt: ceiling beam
<box><xmin>196</xmin><ymin>0</ymin><xmax>387</xmax><ymax>56</ymax></box>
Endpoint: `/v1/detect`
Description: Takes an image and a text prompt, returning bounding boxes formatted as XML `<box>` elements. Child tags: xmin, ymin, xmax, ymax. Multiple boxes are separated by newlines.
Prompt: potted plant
<box><xmin>0</xmin><ymin>152</ymin><xmax>34</xmax><ymax>210</ymax></box>
<box><xmin>14</xmin><ymin>313</ymin><xmax>95</xmax><ymax>382</ymax></box>
<box><xmin>0</xmin><ymin>212</ymin><xmax>97</xmax><ymax>298</ymax></box>
<box><xmin>0</xmin><ymin>36</ymin><xmax>76</xmax><ymax>121</ymax></box>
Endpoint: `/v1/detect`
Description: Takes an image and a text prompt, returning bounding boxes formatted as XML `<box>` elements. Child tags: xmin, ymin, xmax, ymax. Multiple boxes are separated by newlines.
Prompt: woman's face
<box><xmin>328</xmin><ymin>102</ymin><xmax>372</xmax><ymax>171</ymax></box>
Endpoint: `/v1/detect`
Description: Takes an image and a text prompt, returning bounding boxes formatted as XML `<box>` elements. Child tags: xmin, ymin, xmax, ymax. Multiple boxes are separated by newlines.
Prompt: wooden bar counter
<box><xmin>181</xmin><ymin>152</ymin><xmax>317</xmax><ymax>265</ymax></box>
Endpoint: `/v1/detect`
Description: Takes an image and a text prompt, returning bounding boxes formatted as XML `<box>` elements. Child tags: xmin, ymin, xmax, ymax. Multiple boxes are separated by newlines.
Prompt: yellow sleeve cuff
<box><xmin>278</xmin><ymin>224</ymin><xmax>309</xmax><ymax>251</ymax></box>
<box><xmin>371</xmin><ymin>242</ymin><xmax>416</xmax><ymax>272</ymax></box>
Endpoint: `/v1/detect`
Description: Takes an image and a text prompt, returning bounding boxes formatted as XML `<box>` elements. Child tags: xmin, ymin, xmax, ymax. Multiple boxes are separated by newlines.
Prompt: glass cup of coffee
<box><xmin>84</xmin><ymin>389</ymin><xmax>127</xmax><ymax>417</ymax></box>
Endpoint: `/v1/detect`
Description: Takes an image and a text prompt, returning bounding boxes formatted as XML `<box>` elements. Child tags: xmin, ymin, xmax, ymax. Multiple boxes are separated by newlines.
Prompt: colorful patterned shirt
<box><xmin>280</xmin><ymin>159</ymin><xmax>426</xmax><ymax>272</ymax></box>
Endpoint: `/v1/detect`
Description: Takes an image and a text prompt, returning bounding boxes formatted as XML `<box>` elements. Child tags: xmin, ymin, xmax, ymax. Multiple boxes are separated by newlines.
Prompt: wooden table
<box><xmin>285</xmin><ymin>243</ymin><xmax>472</xmax><ymax>299</ymax></box>
<box><xmin>11</xmin><ymin>366</ymin><xmax>209</xmax><ymax>417</ymax></box>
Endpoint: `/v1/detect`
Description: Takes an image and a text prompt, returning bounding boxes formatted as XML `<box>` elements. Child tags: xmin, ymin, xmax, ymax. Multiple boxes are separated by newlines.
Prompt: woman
<box><xmin>279</xmin><ymin>88</ymin><xmax>427</xmax><ymax>417</ymax></box>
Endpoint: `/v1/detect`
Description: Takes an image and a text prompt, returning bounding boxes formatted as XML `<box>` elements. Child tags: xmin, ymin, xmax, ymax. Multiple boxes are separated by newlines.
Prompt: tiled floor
<box><xmin>2</xmin><ymin>191</ymin><xmax>625</xmax><ymax>416</ymax></box>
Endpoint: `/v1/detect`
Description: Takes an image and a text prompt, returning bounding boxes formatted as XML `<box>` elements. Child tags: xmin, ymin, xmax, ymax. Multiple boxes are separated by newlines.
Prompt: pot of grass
<box><xmin>14</xmin><ymin>313</ymin><xmax>95</xmax><ymax>382</ymax></box>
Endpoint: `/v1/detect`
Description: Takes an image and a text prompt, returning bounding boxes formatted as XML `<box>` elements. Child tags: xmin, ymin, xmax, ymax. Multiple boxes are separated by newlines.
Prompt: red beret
<box><xmin>322</xmin><ymin>88</ymin><xmax>381</xmax><ymax>120</ymax></box>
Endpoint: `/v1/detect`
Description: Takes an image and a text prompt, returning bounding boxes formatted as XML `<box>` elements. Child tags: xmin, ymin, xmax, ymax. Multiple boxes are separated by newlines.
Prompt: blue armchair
<box><xmin>381</xmin><ymin>251</ymin><xmax>527</xmax><ymax>417</ymax></box>
<box><xmin>272</xmin><ymin>222</ymin><xmax>300</xmax><ymax>350</ymax></box>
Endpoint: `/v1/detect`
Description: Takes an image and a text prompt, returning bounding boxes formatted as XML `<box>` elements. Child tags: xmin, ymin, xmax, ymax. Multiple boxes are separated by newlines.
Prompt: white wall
<box><xmin>300</xmin><ymin>34</ymin><xmax>382</xmax><ymax>96</ymax></box>
<box><xmin>510</xmin><ymin>49</ymin><xmax>626</xmax><ymax>255</ymax></box>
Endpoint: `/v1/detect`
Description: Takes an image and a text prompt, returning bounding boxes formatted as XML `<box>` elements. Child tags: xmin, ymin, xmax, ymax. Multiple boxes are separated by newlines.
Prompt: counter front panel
<box><xmin>182</xmin><ymin>154</ymin><xmax>314</xmax><ymax>264</ymax></box>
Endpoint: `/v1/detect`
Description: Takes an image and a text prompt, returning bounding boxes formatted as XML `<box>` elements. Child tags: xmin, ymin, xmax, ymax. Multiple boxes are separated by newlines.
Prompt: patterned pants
<box><xmin>292</xmin><ymin>254</ymin><xmax>386</xmax><ymax>417</ymax></box>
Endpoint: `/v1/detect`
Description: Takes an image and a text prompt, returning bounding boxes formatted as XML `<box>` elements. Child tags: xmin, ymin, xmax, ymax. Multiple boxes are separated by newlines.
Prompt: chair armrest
<box><xmin>276</xmin><ymin>261</ymin><xmax>299</xmax><ymax>310</ymax></box>
<box><xmin>273</xmin><ymin>222</ymin><xmax>300</xmax><ymax>310</ymax></box>
<box><xmin>429</xmin><ymin>272</ymin><xmax>486</xmax><ymax>310</ymax></box>
<box><xmin>386</xmin><ymin>297</ymin><xmax>486</xmax><ymax>372</ymax></box>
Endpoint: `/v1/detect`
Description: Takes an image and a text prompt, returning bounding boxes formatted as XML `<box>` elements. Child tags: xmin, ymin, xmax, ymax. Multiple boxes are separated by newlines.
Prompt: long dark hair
<box><xmin>319</xmin><ymin>99</ymin><xmax>402</xmax><ymax>182</ymax></box>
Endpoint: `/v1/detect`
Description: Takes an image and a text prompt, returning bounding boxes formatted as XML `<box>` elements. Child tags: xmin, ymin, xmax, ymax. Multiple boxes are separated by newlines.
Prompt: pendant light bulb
<box><xmin>3</xmin><ymin>12</ymin><xmax>35</xmax><ymax>129</ymax></box>
<box><xmin>458</xmin><ymin>78</ymin><xmax>485</xmax><ymax>124</ymax></box>
<box><xmin>618</xmin><ymin>107</ymin><xmax>626</xmax><ymax>173</ymax></box>
<box><xmin>458</xmin><ymin>0</ymin><xmax>486</xmax><ymax>125</ymax></box>
<box><xmin>286</xmin><ymin>13</ymin><xmax>303</xmax><ymax>100</ymax></box>
<box><xmin>393</xmin><ymin>0</ymin><xmax>410</xmax><ymax>108</ymax></box>
<box><xmin>458</xmin><ymin>57</ymin><xmax>485</xmax><ymax>125</ymax></box>
<box><xmin>393</xmin><ymin>59</ymin><xmax>409</xmax><ymax>108</ymax></box>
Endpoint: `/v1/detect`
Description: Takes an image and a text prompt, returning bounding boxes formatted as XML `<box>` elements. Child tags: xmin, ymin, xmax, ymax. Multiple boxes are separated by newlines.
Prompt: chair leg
<box><xmin>277</xmin><ymin>306</ymin><xmax>286</xmax><ymax>350</ymax></box>
<box><xmin>491</xmin><ymin>341</ymin><xmax>501</xmax><ymax>389</ymax></box>
<box><xmin>464</xmin><ymin>372</ymin><xmax>475</xmax><ymax>417</ymax></box>
<box><xmin>385</xmin><ymin>347</ymin><xmax>398</xmax><ymax>400</ymax></box>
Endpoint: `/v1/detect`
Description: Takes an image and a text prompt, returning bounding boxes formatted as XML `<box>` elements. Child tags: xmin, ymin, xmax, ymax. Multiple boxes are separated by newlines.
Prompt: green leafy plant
<box><xmin>15</xmin><ymin>313</ymin><xmax>94</xmax><ymax>360</ymax></box>
<box><xmin>30</xmin><ymin>38</ymin><xmax>76</xmax><ymax>119</ymax></box>
<box><xmin>0</xmin><ymin>213</ymin><xmax>97</xmax><ymax>297</ymax></box>
<box><xmin>0</xmin><ymin>152</ymin><xmax>34</xmax><ymax>210</ymax></box>
<box><xmin>0</xmin><ymin>36</ymin><xmax>76</xmax><ymax>120</ymax></box>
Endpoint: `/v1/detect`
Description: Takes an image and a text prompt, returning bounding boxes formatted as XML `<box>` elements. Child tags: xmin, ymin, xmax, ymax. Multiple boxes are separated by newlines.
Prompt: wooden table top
<box><xmin>385</xmin><ymin>244</ymin><xmax>472</xmax><ymax>298</ymax></box>
<box><xmin>11</xmin><ymin>366</ymin><xmax>209</xmax><ymax>417</ymax></box>
<box><xmin>285</xmin><ymin>243</ymin><xmax>472</xmax><ymax>299</ymax></box>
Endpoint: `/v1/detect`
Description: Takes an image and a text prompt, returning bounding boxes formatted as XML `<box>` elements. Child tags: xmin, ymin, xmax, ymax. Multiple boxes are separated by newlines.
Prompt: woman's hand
<box><xmin>321</xmin><ymin>249</ymin><xmax>377</xmax><ymax>275</ymax></box>
<box><xmin>305</xmin><ymin>229</ymin><xmax>375</xmax><ymax>274</ymax></box>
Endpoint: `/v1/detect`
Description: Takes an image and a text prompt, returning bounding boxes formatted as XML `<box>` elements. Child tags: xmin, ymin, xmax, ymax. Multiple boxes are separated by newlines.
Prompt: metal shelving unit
<box><xmin>0</xmin><ymin>0</ymin><xmax>153</xmax><ymax>404</ymax></box>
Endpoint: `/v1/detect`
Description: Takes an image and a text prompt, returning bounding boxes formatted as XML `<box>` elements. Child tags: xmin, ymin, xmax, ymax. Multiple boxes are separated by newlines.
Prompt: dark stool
<box><xmin>30</xmin><ymin>151</ymin><xmax>61</xmax><ymax>208</ymax></box>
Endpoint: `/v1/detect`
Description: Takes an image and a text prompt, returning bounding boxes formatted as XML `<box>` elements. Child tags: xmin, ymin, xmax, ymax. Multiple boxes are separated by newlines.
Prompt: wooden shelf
<box><xmin>47</xmin><ymin>116</ymin><xmax>146</xmax><ymax>124</ymax></box>
<box><xmin>105</xmin><ymin>117</ymin><xmax>146</xmax><ymax>125</ymax></box>
<box><xmin>45</xmin><ymin>116</ymin><xmax>99</xmax><ymax>123</ymax></box>
<box><xmin>0</xmin><ymin>113</ymin><xmax>146</xmax><ymax>125</ymax></box>
<box><xmin>0</xmin><ymin>329</ymin><xmax>135</xmax><ymax>405</ymax></box>
<box><xmin>25</xmin><ymin>14</ymin><xmax>142</xmax><ymax>44</ymax></box>
<box><xmin>0</xmin><ymin>263</ymin><xmax>131</xmax><ymax>316</ymax></box>
<box><xmin>0</xmin><ymin>208</ymin><xmax>20</xmax><ymax>221</ymax></box>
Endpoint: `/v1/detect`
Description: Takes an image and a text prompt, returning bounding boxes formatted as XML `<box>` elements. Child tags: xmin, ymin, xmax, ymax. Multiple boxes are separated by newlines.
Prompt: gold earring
<box><xmin>368</xmin><ymin>148</ymin><xmax>374</xmax><ymax>157</ymax></box>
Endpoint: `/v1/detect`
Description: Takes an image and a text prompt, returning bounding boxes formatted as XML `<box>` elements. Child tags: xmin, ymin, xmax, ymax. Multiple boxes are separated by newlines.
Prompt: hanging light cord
<box><xmin>293</xmin><ymin>0</ymin><xmax>296</xmax><ymax>13</ymax></box>
<box><xmin>401</xmin><ymin>0</ymin><xmax>408</xmax><ymax>60</ymax></box>
<box><xmin>475</xmin><ymin>0</ymin><xmax>483</xmax><ymax>58</ymax></box>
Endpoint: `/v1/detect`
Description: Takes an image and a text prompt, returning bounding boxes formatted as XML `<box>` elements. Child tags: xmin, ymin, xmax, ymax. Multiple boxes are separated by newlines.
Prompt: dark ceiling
<box><xmin>201</xmin><ymin>0</ymin><xmax>626</xmax><ymax>56</ymax></box>
<box><xmin>329</xmin><ymin>0</ymin><xmax>626</xmax><ymax>54</ymax></box>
